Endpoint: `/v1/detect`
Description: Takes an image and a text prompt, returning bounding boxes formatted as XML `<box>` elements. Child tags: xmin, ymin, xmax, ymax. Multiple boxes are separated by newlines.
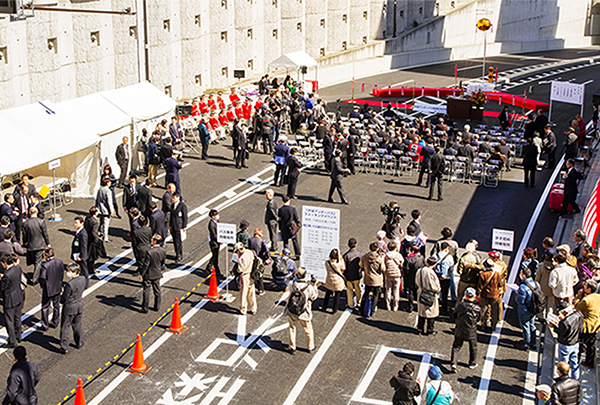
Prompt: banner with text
<box><xmin>550</xmin><ymin>81</ymin><xmax>585</xmax><ymax>105</ymax></box>
<box><xmin>300</xmin><ymin>206</ymin><xmax>340</xmax><ymax>283</ymax></box>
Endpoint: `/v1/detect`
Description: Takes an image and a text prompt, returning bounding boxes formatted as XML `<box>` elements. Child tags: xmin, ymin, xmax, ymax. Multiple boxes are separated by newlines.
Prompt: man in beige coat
<box><xmin>535</xmin><ymin>248</ymin><xmax>556</xmax><ymax>316</ymax></box>
<box><xmin>235</xmin><ymin>242</ymin><xmax>257</xmax><ymax>315</ymax></box>
<box><xmin>285</xmin><ymin>267</ymin><xmax>319</xmax><ymax>354</ymax></box>
<box><xmin>416</xmin><ymin>256</ymin><xmax>441</xmax><ymax>335</ymax></box>
<box><xmin>359</xmin><ymin>242</ymin><xmax>385</xmax><ymax>316</ymax></box>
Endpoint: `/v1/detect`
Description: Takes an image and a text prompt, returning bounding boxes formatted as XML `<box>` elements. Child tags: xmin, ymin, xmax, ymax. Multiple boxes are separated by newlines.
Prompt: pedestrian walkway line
<box><xmin>282</xmin><ymin>309</ymin><xmax>352</xmax><ymax>405</ymax></box>
<box><xmin>476</xmin><ymin>155</ymin><xmax>564</xmax><ymax>404</ymax></box>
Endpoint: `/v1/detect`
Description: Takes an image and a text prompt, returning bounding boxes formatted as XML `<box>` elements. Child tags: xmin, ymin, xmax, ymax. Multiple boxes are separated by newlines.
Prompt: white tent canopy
<box><xmin>100</xmin><ymin>81</ymin><xmax>176</xmax><ymax>121</ymax></box>
<box><xmin>268</xmin><ymin>51</ymin><xmax>317</xmax><ymax>70</ymax></box>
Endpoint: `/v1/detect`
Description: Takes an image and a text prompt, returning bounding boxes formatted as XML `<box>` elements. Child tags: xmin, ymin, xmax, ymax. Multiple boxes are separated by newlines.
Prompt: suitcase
<box><xmin>549</xmin><ymin>183</ymin><xmax>572</xmax><ymax>213</ymax></box>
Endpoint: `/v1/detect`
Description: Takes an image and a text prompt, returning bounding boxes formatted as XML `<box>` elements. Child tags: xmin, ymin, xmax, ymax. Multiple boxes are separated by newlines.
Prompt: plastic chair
<box><xmin>470</xmin><ymin>163</ymin><xmax>484</xmax><ymax>185</ymax></box>
<box><xmin>398</xmin><ymin>156</ymin><xmax>413</xmax><ymax>177</ymax></box>
<box><xmin>451</xmin><ymin>157</ymin><xmax>468</xmax><ymax>183</ymax></box>
<box><xmin>383</xmin><ymin>155</ymin><xmax>396</xmax><ymax>176</ymax></box>
<box><xmin>484</xmin><ymin>164</ymin><xmax>500</xmax><ymax>188</ymax></box>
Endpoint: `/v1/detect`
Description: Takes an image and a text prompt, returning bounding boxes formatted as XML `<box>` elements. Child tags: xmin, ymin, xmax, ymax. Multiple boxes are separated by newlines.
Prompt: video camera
<box><xmin>380</xmin><ymin>203</ymin><xmax>405</xmax><ymax>220</ymax></box>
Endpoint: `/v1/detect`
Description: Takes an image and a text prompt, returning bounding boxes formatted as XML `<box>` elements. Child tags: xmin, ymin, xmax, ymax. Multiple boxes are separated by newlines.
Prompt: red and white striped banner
<box><xmin>583</xmin><ymin>177</ymin><xmax>600</xmax><ymax>248</ymax></box>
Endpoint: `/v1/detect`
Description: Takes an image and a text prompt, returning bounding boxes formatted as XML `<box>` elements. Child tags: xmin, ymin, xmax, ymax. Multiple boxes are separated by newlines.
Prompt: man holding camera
<box><xmin>381</xmin><ymin>201</ymin><xmax>404</xmax><ymax>241</ymax></box>
<box><xmin>285</xmin><ymin>267</ymin><xmax>318</xmax><ymax>354</ymax></box>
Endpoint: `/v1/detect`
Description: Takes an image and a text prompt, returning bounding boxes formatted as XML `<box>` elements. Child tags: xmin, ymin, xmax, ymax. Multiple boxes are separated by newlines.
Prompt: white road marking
<box><xmin>282</xmin><ymin>309</ymin><xmax>352</xmax><ymax>405</ymax></box>
<box><xmin>522</xmin><ymin>349</ymin><xmax>539</xmax><ymax>405</ymax></box>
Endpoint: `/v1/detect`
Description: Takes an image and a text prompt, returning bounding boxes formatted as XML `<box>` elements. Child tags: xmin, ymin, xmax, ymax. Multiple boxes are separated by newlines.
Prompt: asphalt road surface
<box><xmin>1</xmin><ymin>47</ymin><xmax>599</xmax><ymax>405</ymax></box>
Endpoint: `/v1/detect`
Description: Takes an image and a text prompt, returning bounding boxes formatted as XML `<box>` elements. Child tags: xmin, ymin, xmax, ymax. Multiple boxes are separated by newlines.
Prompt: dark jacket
<box><xmin>116</xmin><ymin>143</ymin><xmax>129</xmax><ymax>167</ymax></box>
<box><xmin>139</xmin><ymin>245</ymin><xmax>166</xmax><ymax>281</ymax></box>
<box><xmin>149</xmin><ymin>209</ymin><xmax>167</xmax><ymax>242</ymax></box>
<box><xmin>564</xmin><ymin>168</ymin><xmax>583</xmax><ymax>196</ymax></box>
<box><xmin>404</xmin><ymin>254</ymin><xmax>425</xmax><ymax>286</ymax></box>
<box><xmin>331</xmin><ymin>156</ymin><xmax>345</xmax><ymax>181</ymax></box>
<box><xmin>164</xmin><ymin>157</ymin><xmax>182</xmax><ymax>184</ymax></box>
<box><xmin>169</xmin><ymin>201</ymin><xmax>188</xmax><ymax>232</ymax></box>
<box><xmin>2</xmin><ymin>360</ymin><xmax>40</xmax><ymax>405</ymax></box>
<box><xmin>60</xmin><ymin>275</ymin><xmax>86</xmax><ymax>316</ymax></box>
<box><xmin>265</xmin><ymin>198</ymin><xmax>278</xmax><ymax>225</ymax></box>
<box><xmin>342</xmin><ymin>247</ymin><xmax>363</xmax><ymax>281</ymax></box>
<box><xmin>122</xmin><ymin>183</ymin><xmax>139</xmax><ymax>212</ymax></box>
<box><xmin>71</xmin><ymin>228</ymin><xmax>88</xmax><ymax>262</ymax></box>
<box><xmin>390</xmin><ymin>372</ymin><xmax>421</xmax><ymax>405</ymax></box>
<box><xmin>551</xmin><ymin>375</ymin><xmax>581</xmax><ymax>405</ymax></box>
<box><xmin>522</xmin><ymin>143</ymin><xmax>539</xmax><ymax>168</ymax></box>
<box><xmin>323</xmin><ymin>134</ymin><xmax>333</xmax><ymax>158</ymax></box>
<box><xmin>22</xmin><ymin>217</ymin><xmax>49</xmax><ymax>251</ymax></box>
<box><xmin>278</xmin><ymin>204</ymin><xmax>299</xmax><ymax>239</ymax></box>
<box><xmin>453</xmin><ymin>300</ymin><xmax>482</xmax><ymax>340</ymax></box>
<box><xmin>39</xmin><ymin>258</ymin><xmax>64</xmax><ymax>297</ymax></box>
<box><xmin>208</xmin><ymin>219</ymin><xmax>219</xmax><ymax>249</ymax></box>
<box><xmin>132</xmin><ymin>226</ymin><xmax>152</xmax><ymax>262</ymax></box>
<box><xmin>137</xmin><ymin>185</ymin><xmax>153</xmax><ymax>218</ymax></box>
<box><xmin>429</xmin><ymin>152</ymin><xmax>445</xmax><ymax>176</ymax></box>
<box><xmin>0</xmin><ymin>265</ymin><xmax>23</xmax><ymax>309</ymax></box>
<box><xmin>556</xmin><ymin>309</ymin><xmax>583</xmax><ymax>346</ymax></box>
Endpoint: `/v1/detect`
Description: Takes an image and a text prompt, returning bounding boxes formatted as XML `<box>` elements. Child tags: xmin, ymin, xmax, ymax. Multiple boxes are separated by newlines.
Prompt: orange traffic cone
<box><xmin>166</xmin><ymin>298</ymin><xmax>188</xmax><ymax>335</ymax></box>
<box><xmin>74</xmin><ymin>378</ymin><xmax>85</xmax><ymax>405</ymax></box>
<box><xmin>206</xmin><ymin>268</ymin><xmax>221</xmax><ymax>301</ymax></box>
<box><xmin>126</xmin><ymin>334</ymin><xmax>151</xmax><ymax>375</ymax></box>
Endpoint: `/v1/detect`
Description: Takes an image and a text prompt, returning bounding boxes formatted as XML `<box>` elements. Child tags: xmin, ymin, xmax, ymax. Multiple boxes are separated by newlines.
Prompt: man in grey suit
<box><xmin>0</xmin><ymin>254</ymin><xmax>23</xmax><ymax>348</ymax></box>
<box><xmin>39</xmin><ymin>247</ymin><xmax>64</xmax><ymax>331</ymax></box>
<box><xmin>95</xmin><ymin>177</ymin><xmax>114</xmax><ymax>242</ymax></box>
<box><xmin>22</xmin><ymin>207</ymin><xmax>50</xmax><ymax>285</ymax></box>
<box><xmin>327</xmin><ymin>150</ymin><xmax>350</xmax><ymax>204</ymax></box>
<box><xmin>139</xmin><ymin>235</ymin><xmax>166</xmax><ymax>313</ymax></box>
<box><xmin>59</xmin><ymin>263</ymin><xmax>86</xmax><ymax>354</ymax></box>
<box><xmin>264</xmin><ymin>189</ymin><xmax>278</xmax><ymax>251</ymax></box>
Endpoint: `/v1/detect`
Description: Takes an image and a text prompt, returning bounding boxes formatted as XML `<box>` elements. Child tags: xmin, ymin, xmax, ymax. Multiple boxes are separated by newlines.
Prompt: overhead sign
<box><xmin>492</xmin><ymin>228</ymin><xmax>514</xmax><ymax>252</ymax></box>
<box><xmin>300</xmin><ymin>206</ymin><xmax>340</xmax><ymax>283</ymax></box>
<box><xmin>217</xmin><ymin>223</ymin><xmax>236</xmax><ymax>245</ymax></box>
<box><xmin>413</xmin><ymin>102</ymin><xmax>447</xmax><ymax>115</ymax></box>
<box><xmin>48</xmin><ymin>159</ymin><xmax>61</xmax><ymax>170</ymax></box>
<box><xmin>550</xmin><ymin>81</ymin><xmax>585</xmax><ymax>105</ymax></box>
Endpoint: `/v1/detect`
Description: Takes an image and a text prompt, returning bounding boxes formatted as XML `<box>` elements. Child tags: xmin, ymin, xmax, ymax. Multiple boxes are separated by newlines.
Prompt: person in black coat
<box><xmin>22</xmin><ymin>207</ymin><xmax>49</xmax><ymax>285</ymax></box>
<box><xmin>498</xmin><ymin>105</ymin><xmax>509</xmax><ymax>130</ymax></box>
<box><xmin>264</xmin><ymin>190</ymin><xmax>278</xmax><ymax>251</ymax></box>
<box><xmin>524</xmin><ymin>113</ymin><xmax>538</xmax><ymax>140</ymax></box>
<box><xmin>273</xmin><ymin>137</ymin><xmax>290</xmax><ymax>186</ymax></box>
<box><xmin>403</xmin><ymin>245</ymin><xmax>425</xmax><ymax>313</ymax></box>
<box><xmin>428</xmin><ymin>147</ymin><xmax>446</xmax><ymax>201</ymax></box>
<box><xmin>71</xmin><ymin>216</ymin><xmax>89</xmax><ymax>289</ymax></box>
<box><xmin>84</xmin><ymin>207</ymin><xmax>101</xmax><ymax>274</ymax></box>
<box><xmin>543</xmin><ymin>125</ymin><xmax>557</xmax><ymax>170</ymax></box>
<box><xmin>115</xmin><ymin>136</ymin><xmax>130</xmax><ymax>187</ymax></box>
<box><xmin>535</xmin><ymin>109</ymin><xmax>549</xmax><ymax>135</ymax></box>
<box><xmin>122</xmin><ymin>174</ymin><xmax>139</xmax><ymax>215</ymax></box>
<box><xmin>164</xmin><ymin>152</ymin><xmax>183</xmax><ymax>196</ymax></box>
<box><xmin>12</xmin><ymin>185</ymin><xmax>30</xmax><ymax>244</ymax></box>
<box><xmin>0</xmin><ymin>254</ymin><xmax>23</xmax><ymax>348</ymax></box>
<box><xmin>139</xmin><ymin>235</ymin><xmax>166</xmax><ymax>313</ymax></box>
<box><xmin>522</xmin><ymin>137</ymin><xmax>539</xmax><ymax>188</ymax></box>
<box><xmin>286</xmin><ymin>148</ymin><xmax>302</xmax><ymax>199</ymax></box>
<box><xmin>59</xmin><ymin>263</ymin><xmax>86</xmax><ymax>354</ymax></box>
<box><xmin>346</xmin><ymin>131</ymin><xmax>357</xmax><ymax>175</ymax></box>
<box><xmin>559</xmin><ymin>159</ymin><xmax>583</xmax><ymax>216</ymax></box>
<box><xmin>133</xmin><ymin>215</ymin><xmax>152</xmax><ymax>271</ymax></box>
<box><xmin>39</xmin><ymin>247</ymin><xmax>64</xmax><ymax>330</ymax></box>
<box><xmin>2</xmin><ymin>346</ymin><xmax>40</xmax><ymax>405</ymax></box>
<box><xmin>137</xmin><ymin>179</ymin><xmax>153</xmax><ymax>218</ymax></box>
<box><xmin>234</xmin><ymin>122</ymin><xmax>249</xmax><ymax>169</ymax></box>
<box><xmin>323</xmin><ymin>129</ymin><xmax>334</xmax><ymax>172</ymax></box>
<box><xmin>278</xmin><ymin>196</ymin><xmax>300</xmax><ymax>257</ymax></box>
<box><xmin>169</xmin><ymin>193</ymin><xmax>187</xmax><ymax>263</ymax></box>
<box><xmin>0</xmin><ymin>194</ymin><xmax>17</xmax><ymax>232</ymax></box>
<box><xmin>327</xmin><ymin>150</ymin><xmax>350</xmax><ymax>204</ymax></box>
<box><xmin>450</xmin><ymin>287</ymin><xmax>482</xmax><ymax>372</ymax></box>
<box><xmin>390</xmin><ymin>362</ymin><xmax>421</xmax><ymax>405</ymax></box>
<box><xmin>162</xmin><ymin>183</ymin><xmax>176</xmax><ymax>227</ymax></box>
<box><xmin>207</xmin><ymin>209</ymin><xmax>222</xmax><ymax>276</ymax></box>
<box><xmin>149</xmin><ymin>202</ymin><xmax>167</xmax><ymax>246</ymax></box>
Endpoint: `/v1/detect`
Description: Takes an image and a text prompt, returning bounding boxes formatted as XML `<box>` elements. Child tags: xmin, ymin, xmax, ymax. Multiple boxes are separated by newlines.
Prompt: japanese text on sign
<box><xmin>550</xmin><ymin>81</ymin><xmax>584</xmax><ymax>106</ymax></box>
<box><xmin>492</xmin><ymin>228</ymin><xmax>514</xmax><ymax>252</ymax></box>
<box><xmin>301</xmin><ymin>206</ymin><xmax>340</xmax><ymax>282</ymax></box>
<box><xmin>217</xmin><ymin>223</ymin><xmax>236</xmax><ymax>245</ymax></box>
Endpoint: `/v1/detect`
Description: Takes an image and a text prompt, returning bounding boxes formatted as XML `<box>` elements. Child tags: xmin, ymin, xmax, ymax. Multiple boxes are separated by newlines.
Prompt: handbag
<box><xmin>418</xmin><ymin>271</ymin><xmax>437</xmax><ymax>307</ymax></box>
<box><xmin>289</xmin><ymin>221</ymin><xmax>301</xmax><ymax>235</ymax></box>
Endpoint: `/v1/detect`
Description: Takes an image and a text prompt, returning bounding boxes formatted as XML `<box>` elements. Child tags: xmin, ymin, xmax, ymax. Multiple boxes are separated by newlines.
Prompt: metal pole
<box><xmin>482</xmin><ymin>31</ymin><xmax>487</xmax><ymax>82</ymax></box>
<box><xmin>52</xmin><ymin>168</ymin><xmax>57</xmax><ymax>220</ymax></box>
<box><xmin>225</xmin><ymin>245</ymin><xmax>229</xmax><ymax>298</ymax></box>
<box><xmin>549</xmin><ymin>100</ymin><xmax>553</xmax><ymax>123</ymax></box>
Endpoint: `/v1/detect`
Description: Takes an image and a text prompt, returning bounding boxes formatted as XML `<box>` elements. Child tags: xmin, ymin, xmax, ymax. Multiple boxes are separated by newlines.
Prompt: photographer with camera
<box><xmin>381</xmin><ymin>201</ymin><xmax>405</xmax><ymax>241</ymax></box>
<box><xmin>285</xmin><ymin>267</ymin><xmax>318</xmax><ymax>354</ymax></box>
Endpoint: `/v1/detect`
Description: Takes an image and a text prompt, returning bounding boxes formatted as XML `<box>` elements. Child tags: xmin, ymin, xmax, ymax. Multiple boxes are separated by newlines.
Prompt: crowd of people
<box><xmin>0</xmin><ymin>78</ymin><xmax>596</xmax><ymax>404</ymax></box>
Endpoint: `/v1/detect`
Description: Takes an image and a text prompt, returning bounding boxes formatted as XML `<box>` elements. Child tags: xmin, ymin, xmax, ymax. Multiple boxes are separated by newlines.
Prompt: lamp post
<box><xmin>476</xmin><ymin>17</ymin><xmax>492</xmax><ymax>82</ymax></box>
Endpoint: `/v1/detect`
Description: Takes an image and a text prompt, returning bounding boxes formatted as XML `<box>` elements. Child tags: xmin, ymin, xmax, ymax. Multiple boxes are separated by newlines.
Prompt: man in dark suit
<box><xmin>428</xmin><ymin>147</ymin><xmax>446</xmax><ymax>201</ymax></box>
<box><xmin>264</xmin><ymin>190</ymin><xmax>278</xmax><ymax>251</ymax></box>
<box><xmin>13</xmin><ymin>175</ymin><xmax>36</xmax><ymax>198</ymax></box>
<box><xmin>327</xmin><ymin>150</ymin><xmax>350</xmax><ymax>204</ymax></box>
<box><xmin>165</xmin><ymin>152</ymin><xmax>183</xmax><ymax>196</ymax></box>
<box><xmin>234</xmin><ymin>122</ymin><xmax>248</xmax><ymax>169</ymax></box>
<box><xmin>137</xmin><ymin>178</ymin><xmax>153</xmax><ymax>218</ymax></box>
<box><xmin>162</xmin><ymin>183</ymin><xmax>176</xmax><ymax>228</ymax></box>
<box><xmin>28</xmin><ymin>195</ymin><xmax>45</xmax><ymax>220</ymax></box>
<box><xmin>139</xmin><ymin>235</ymin><xmax>166</xmax><ymax>313</ymax></box>
<box><xmin>417</xmin><ymin>137</ymin><xmax>436</xmax><ymax>186</ymax></box>
<box><xmin>122</xmin><ymin>174</ymin><xmax>139</xmax><ymax>214</ymax></box>
<box><xmin>498</xmin><ymin>106</ymin><xmax>509</xmax><ymax>130</ymax></box>
<box><xmin>323</xmin><ymin>128</ymin><xmax>334</xmax><ymax>172</ymax></box>
<box><xmin>522</xmin><ymin>137</ymin><xmax>539</xmax><ymax>188</ymax></box>
<box><xmin>408</xmin><ymin>210</ymin><xmax>424</xmax><ymax>239</ymax></box>
<box><xmin>535</xmin><ymin>109</ymin><xmax>548</xmax><ymax>135</ymax></box>
<box><xmin>278</xmin><ymin>195</ymin><xmax>300</xmax><ymax>257</ymax></box>
<box><xmin>273</xmin><ymin>137</ymin><xmax>290</xmax><ymax>187</ymax></box>
<box><xmin>523</xmin><ymin>113</ymin><xmax>537</xmax><ymax>140</ymax></box>
<box><xmin>12</xmin><ymin>185</ymin><xmax>30</xmax><ymax>244</ymax></box>
<box><xmin>133</xmin><ymin>215</ymin><xmax>152</xmax><ymax>271</ymax></box>
<box><xmin>22</xmin><ymin>207</ymin><xmax>49</xmax><ymax>285</ymax></box>
<box><xmin>59</xmin><ymin>263</ymin><xmax>86</xmax><ymax>354</ymax></box>
<box><xmin>0</xmin><ymin>194</ymin><xmax>17</xmax><ymax>231</ymax></box>
<box><xmin>2</xmin><ymin>346</ymin><xmax>40</xmax><ymax>405</ymax></box>
<box><xmin>559</xmin><ymin>159</ymin><xmax>583</xmax><ymax>216</ymax></box>
<box><xmin>0</xmin><ymin>254</ymin><xmax>23</xmax><ymax>348</ymax></box>
<box><xmin>207</xmin><ymin>209</ymin><xmax>221</xmax><ymax>275</ymax></box>
<box><xmin>169</xmin><ymin>116</ymin><xmax>183</xmax><ymax>144</ymax></box>
<box><xmin>115</xmin><ymin>136</ymin><xmax>130</xmax><ymax>187</ymax></box>
<box><xmin>543</xmin><ymin>124</ymin><xmax>557</xmax><ymax>170</ymax></box>
<box><xmin>149</xmin><ymin>202</ymin><xmax>167</xmax><ymax>246</ymax></box>
<box><xmin>84</xmin><ymin>206</ymin><xmax>101</xmax><ymax>275</ymax></box>
<box><xmin>0</xmin><ymin>229</ymin><xmax>23</xmax><ymax>257</ymax></box>
<box><xmin>346</xmin><ymin>131</ymin><xmax>357</xmax><ymax>175</ymax></box>
<box><xmin>71</xmin><ymin>216</ymin><xmax>89</xmax><ymax>289</ymax></box>
<box><xmin>169</xmin><ymin>193</ymin><xmax>187</xmax><ymax>263</ymax></box>
<box><xmin>39</xmin><ymin>247</ymin><xmax>64</xmax><ymax>331</ymax></box>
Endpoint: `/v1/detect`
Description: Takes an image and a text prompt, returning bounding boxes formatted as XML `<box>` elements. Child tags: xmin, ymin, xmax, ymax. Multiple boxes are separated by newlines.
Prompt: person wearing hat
<box><xmin>236</xmin><ymin>220</ymin><xmax>250</xmax><ymax>249</ymax></box>
<box><xmin>234</xmin><ymin>242</ymin><xmax>257</xmax><ymax>315</ymax></box>
<box><xmin>423</xmin><ymin>365</ymin><xmax>454</xmax><ymax>405</ymax></box>
<box><xmin>487</xmin><ymin>251</ymin><xmax>507</xmax><ymax>323</ymax></box>
<box><xmin>450</xmin><ymin>287</ymin><xmax>481</xmax><ymax>372</ymax></box>
<box><xmin>415</xmin><ymin>256</ymin><xmax>441</xmax><ymax>335</ymax></box>
<box><xmin>456</xmin><ymin>240</ymin><xmax>482</xmax><ymax>302</ymax></box>
<box><xmin>477</xmin><ymin>257</ymin><xmax>503</xmax><ymax>332</ymax></box>
<box><xmin>535</xmin><ymin>384</ymin><xmax>551</xmax><ymax>405</ymax></box>
<box><xmin>273</xmin><ymin>136</ymin><xmax>290</xmax><ymax>187</ymax></box>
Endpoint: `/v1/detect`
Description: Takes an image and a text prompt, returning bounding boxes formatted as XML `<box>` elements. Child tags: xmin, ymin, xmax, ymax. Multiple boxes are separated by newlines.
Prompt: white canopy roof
<box><xmin>268</xmin><ymin>51</ymin><xmax>317</xmax><ymax>70</ymax></box>
<box><xmin>59</xmin><ymin>93</ymin><xmax>132</xmax><ymax>136</ymax></box>
<box><xmin>100</xmin><ymin>81</ymin><xmax>176</xmax><ymax>122</ymax></box>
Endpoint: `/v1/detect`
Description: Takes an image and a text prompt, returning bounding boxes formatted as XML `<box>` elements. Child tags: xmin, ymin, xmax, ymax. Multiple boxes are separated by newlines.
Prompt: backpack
<box><xmin>287</xmin><ymin>282</ymin><xmax>308</xmax><ymax>316</ymax></box>
<box><xmin>251</xmin><ymin>252</ymin><xmax>265</xmax><ymax>281</ymax></box>
<box><xmin>524</xmin><ymin>281</ymin><xmax>546</xmax><ymax>315</ymax></box>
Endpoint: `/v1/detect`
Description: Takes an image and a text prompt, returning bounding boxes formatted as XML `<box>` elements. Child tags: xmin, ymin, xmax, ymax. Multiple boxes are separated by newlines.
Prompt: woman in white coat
<box><xmin>416</xmin><ymin>256</ymin><xmax>441</xmax><ymax>335</ymax></box>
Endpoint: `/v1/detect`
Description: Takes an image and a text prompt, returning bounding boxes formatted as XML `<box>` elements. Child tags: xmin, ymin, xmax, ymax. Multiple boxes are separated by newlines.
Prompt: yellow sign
<box><xmin>38</xmin><ymin>184</ymin><xmax>50</xmax><ymax>199</ymax></box>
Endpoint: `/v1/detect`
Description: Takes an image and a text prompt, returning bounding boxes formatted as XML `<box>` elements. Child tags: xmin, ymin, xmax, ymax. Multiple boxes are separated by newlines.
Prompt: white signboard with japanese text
<box><xmin>492</xmin><ymin>228</ymin><xmax>514</xmax><ymax>252</ymax></box>
<box><xmin>550</xmin><ymin>81</ymin><xmax>585</xmax><ymax>105</ymax></box>
<box><xmin>413</xmin><ymin>102</ymin><xmax>447</xmax><ymax>115</ymax></box>
<box><xmin>217</xmin><ymin>223</ymin><xmax>236</xmax><ymax>245</ymax></box>
<box><xmin>300</xmin><ymin>206</ymin><xmax>340</xmax><ymax>283</ymax></box>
